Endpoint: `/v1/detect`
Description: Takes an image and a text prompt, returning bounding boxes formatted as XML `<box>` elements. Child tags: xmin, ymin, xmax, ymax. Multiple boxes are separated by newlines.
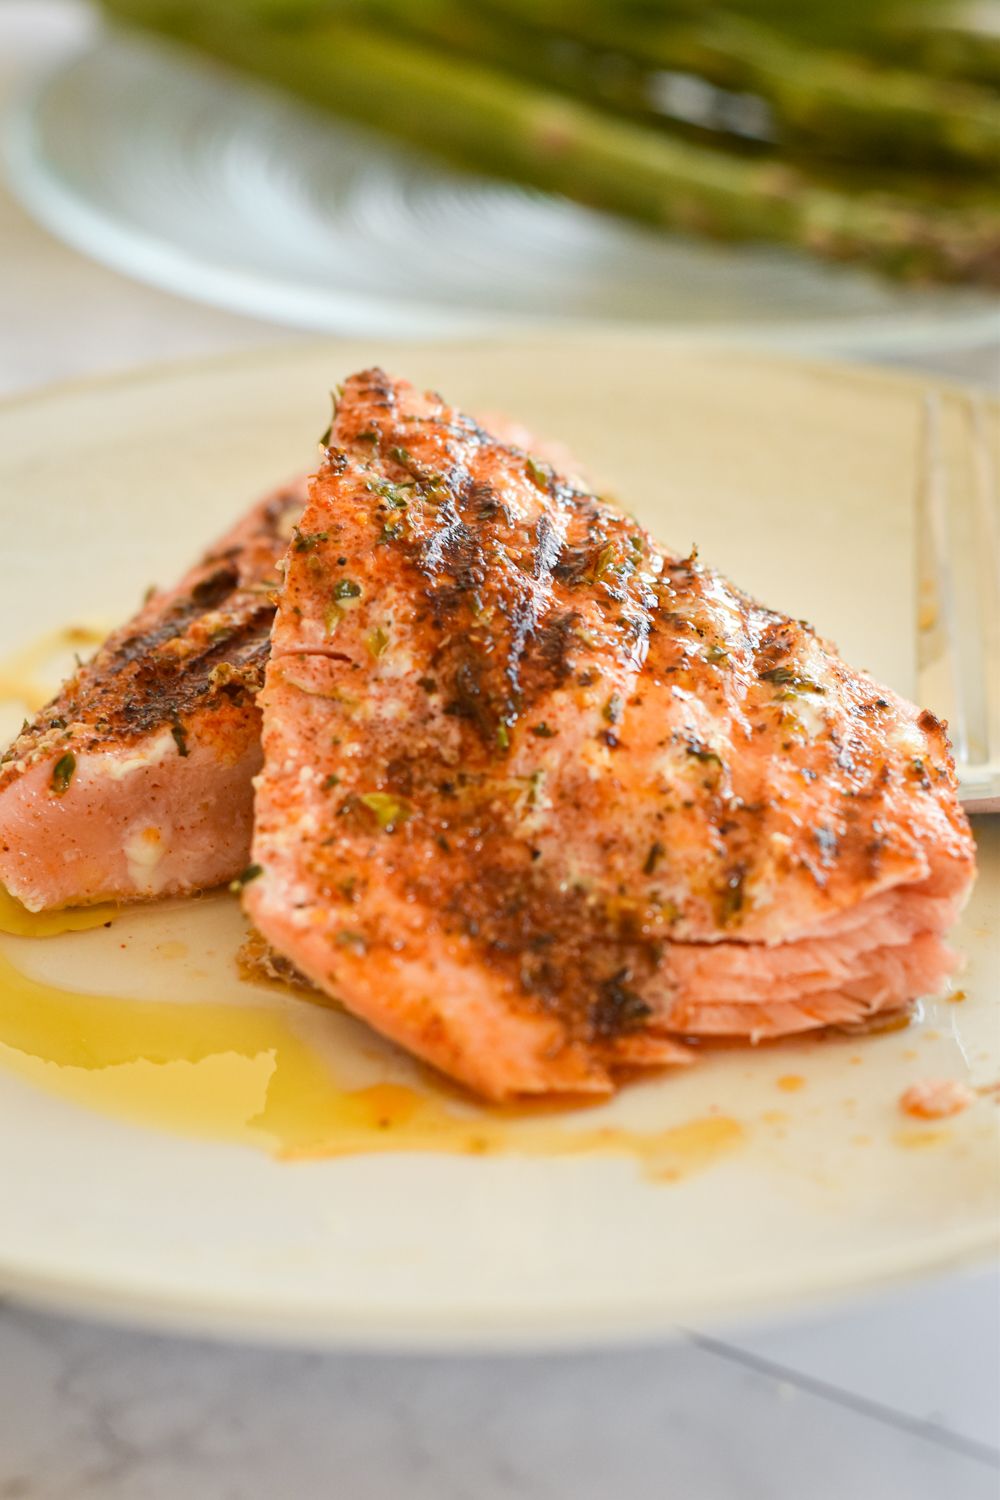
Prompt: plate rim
<box><xmin>0</xmin><ymin>1221</ymin><xmax>993</xmax><ymax>1353</ymax></box>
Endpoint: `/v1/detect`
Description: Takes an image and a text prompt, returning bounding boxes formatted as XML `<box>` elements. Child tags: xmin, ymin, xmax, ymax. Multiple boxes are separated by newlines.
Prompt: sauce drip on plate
<box><xmin>0</xmin><ymin>900</ymin><xmax>742</xmax><ymax>1178</ymax></box>
<box><xmin>0</xmin><ymin>623</ymin><xmax>106</xmax><ymax>712</ymax></box>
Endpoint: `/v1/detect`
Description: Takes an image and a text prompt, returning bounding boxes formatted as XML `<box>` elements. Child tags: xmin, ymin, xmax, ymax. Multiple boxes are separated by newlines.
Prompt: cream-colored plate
<box><xmin>0</xmin><ymin>339</ymin><xmax>996</xmax><ymax>1349</ymax></box>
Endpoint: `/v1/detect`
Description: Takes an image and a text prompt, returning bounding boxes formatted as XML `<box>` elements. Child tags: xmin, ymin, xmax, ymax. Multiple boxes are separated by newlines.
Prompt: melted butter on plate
<box><xmin>0</xmin><ymin>623</ymin><xmax>107</xmax><ymax>715</ymax></box>
<box><xmin>0</xmin><ymin>887</ymin><xmax>118</xmax><ymax>938</ymax></box>
<box><xmin>0</xmin><ymin>894</ymin><xmax>742</xmax><ymax>1179</ymax></box>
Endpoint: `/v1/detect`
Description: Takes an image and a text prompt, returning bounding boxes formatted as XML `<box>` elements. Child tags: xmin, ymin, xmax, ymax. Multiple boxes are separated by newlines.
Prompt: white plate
<box><xmin>6</xmin><ymin>30</ymin><xmax>1000</xmax><ymax>354</ymax></box>
<box><xmin>0</xmin><ymin>338</ymin><xmax>996</xmax><ymax>1350</ymax></box>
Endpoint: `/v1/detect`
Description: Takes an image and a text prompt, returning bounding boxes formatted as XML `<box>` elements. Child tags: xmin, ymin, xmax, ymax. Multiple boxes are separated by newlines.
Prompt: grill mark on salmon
<box><xmin>246</xmin><ymin>370</ymin><xmax>976</xmax><ymax>1100</ymax></box>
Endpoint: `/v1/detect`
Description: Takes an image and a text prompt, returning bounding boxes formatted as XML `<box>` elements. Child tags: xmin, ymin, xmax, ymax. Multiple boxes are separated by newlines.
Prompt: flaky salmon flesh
<box><xmin>246</xmin><ymin>369</ymin><xmax>976</xmax><ymax>1100</ymax></box>
<box><xmin>0</xmin><ymin>480</ymin><xmax>306</xmax><ymax>910</ymax></box>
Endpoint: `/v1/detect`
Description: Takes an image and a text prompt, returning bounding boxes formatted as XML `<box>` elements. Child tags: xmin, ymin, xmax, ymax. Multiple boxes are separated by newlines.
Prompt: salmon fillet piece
<box><xmin>246</xmin><ymin>369</ymin><xmax>976</xmax><ymax>1100</ymax></box>
<box><xmin>0</xmin><ymin>420</ymin><xmax>575</xmax><ymax>915</ymax></box>
<box><xmin>0</xmin><ymin>479</ymin><xmax>306</xmax><ymax>910</ymax></box>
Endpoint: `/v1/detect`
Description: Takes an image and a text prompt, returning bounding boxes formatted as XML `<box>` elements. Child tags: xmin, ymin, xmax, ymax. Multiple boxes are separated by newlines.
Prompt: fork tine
<box><xmin>920</xmin><ymin>393</ymin><xmax>968</xmax><ymax>765</ymax></box>
<box><xmin>918</xmin><ymin>390</ymin><xmax>1000</xmax><ymax>812</ymax></box>
<box><xmin>966</xmin><ymin>395</ymin><xmax>1000</xmax><ymax>779</ymax></box>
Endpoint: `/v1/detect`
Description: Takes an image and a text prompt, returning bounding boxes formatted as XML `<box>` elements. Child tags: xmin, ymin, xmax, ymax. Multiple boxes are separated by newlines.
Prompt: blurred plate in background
<box><xmin>5</xmin><ymin>29</ymin><xmax>1000</xmax><ymax>352</ymax></box>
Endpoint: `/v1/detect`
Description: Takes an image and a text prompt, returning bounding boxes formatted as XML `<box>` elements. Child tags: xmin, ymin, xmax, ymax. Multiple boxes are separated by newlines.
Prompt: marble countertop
<box><xmin>0</xmin><ymin>6</ymin><xmax>997</xmax><ymax>1497</ymax></box>
<box><xmin>0</xmin><ymin>1268</ymin><xmax>997</xmax><ymax>1500</ymax></box>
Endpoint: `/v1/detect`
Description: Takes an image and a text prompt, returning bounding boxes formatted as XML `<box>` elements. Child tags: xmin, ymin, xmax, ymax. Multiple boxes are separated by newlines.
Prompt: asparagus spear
<box><xmin>100</xmin><ymin>0</ymin><xmax>1000</xmax><ymax>284</ymax></box>
<box><xmin>352</xmin><ymin>0</ymin><xmax>774</xmax><ymax>147</ymax></box>
<box><xmin>876</xmin><ymin>16</ymin><xmax>1000</xmax><ymax>91</ymax></box>
<box><xmin>542</xmin><ymin>0</ymin><xmax>946</xmax><ymax>53</ymax></box>
<box><xmin>475</xmin><ymin>0</ymin><xmax>1000</xmax><ymax>175</ymax></box>
<box><xmin>192</xmin><ymin>0</ymin><xmax>1000</xmax><ymax>171</ymax></box>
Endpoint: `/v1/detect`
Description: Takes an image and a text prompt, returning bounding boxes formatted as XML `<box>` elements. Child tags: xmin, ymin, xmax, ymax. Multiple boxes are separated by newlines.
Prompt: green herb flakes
<box><xmin>50</xmin><ymin>752</ymin><xmax>76</xmax><ymax>795</ymax></box>
<box><xmin>366</xmin><ymin>626</ymin><xmax>390</xmax><ymax>658</ymax></box>
<box><xmin>359</xmin><ymin>792</ymin><xmax>409</xmax><ymax>831</ymax></box>
<box><xmin>686</xmin><ymin>740</ymin><xmax>722</xmax><ymax>767</ymax></box>
<box><xmin>292</xmin><ymin>529</ymin><xmax>330</xmax><ymax>553</ymax></box>
<box><xmin>593</xmin><ymin>542</ymin><xmax>617</xmax><ymax>580</ymax></box>
<box><xmin>372</xmin><ymin>481</ymin><xmax>409</xmax><ymax>508</ymax></box>
<box><xmin>525</xmin><ymin>456</ymin><xmax>551</xmax><ymax>491</ymax></box>
<box><xmin>332</xmin><ymin>579</ymin><xmax>362</xmax><ymax>600</ymax></box>
<box><xmin>762</xmin><ymin>663</ymin><xmax>826</xmax><ymax>696</ymax></box>
<box><xmin>335</xmin><ymin>930</ymin><xmax>367</xmax><ymax>952</ymax></box>
<box><xmin>719</xmin><ymin>866</ymin><xmax>746</xmax><ymax>926</ymax></box>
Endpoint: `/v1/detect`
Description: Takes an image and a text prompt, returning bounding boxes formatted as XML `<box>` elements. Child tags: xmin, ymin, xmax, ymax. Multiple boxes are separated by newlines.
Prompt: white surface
<box><xmin>0</xmin><ymin>1272</ymin><xmax>996</xmax><ymax>1500</ymax></box>
<box><xmin>0</xmin><ymin>5</ymin><xmax>997</xmax><ymax>1495</ymax></box>
<box><xmin>717</xmin><ymin>1266</ymin><xmax>1000</xmax><ymax>1453</ymax></box>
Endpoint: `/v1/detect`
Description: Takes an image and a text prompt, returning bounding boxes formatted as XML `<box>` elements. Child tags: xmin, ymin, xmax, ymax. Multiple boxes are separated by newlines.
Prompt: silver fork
<box><xmin>917</xmin><ymin>387</ymin><xmax>1000</xmax><ymax>814</ymax></box>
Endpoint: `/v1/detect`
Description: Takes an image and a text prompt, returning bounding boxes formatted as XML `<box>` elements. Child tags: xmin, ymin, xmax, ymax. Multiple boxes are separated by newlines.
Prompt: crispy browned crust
<box><xmin>0</xmin><ymin>481</ymin><xmax>305</xmax><ymax>785</ymax></box>
<box><xmin>237</xmin><ymin>926</ymin><xmax>320</xmax><ymax>996</ymax></box>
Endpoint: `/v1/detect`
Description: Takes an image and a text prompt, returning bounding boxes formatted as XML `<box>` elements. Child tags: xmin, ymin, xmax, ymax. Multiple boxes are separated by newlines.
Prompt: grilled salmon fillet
<box><xmin>0</xmin><ymin>479</ymin><xmax>307</xmax><ymax>910</ymax></box>
<box><xmin>246</xmin><ymin>369</ymin><xmax>976</xmax><ymax>1099</ymax></box>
